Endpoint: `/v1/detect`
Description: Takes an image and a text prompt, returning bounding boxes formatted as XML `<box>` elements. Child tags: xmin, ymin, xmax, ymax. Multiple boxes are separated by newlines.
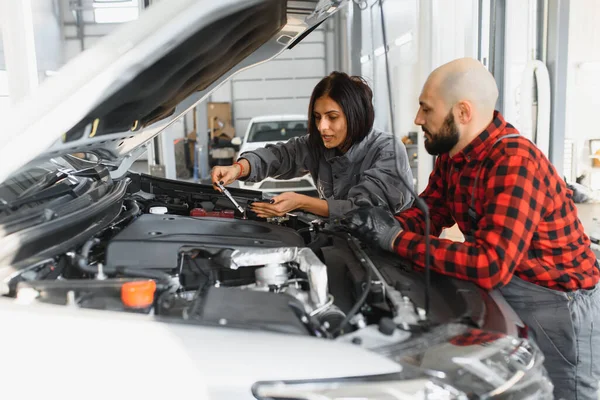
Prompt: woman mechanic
<box><xmin>211</xmin><ymin>71</ymin><xmax>414</xmax><ymax>219</ymax></box>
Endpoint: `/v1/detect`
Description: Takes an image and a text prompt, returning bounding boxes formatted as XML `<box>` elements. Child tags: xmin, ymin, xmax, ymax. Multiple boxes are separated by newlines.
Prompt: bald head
<box><xmin>428</xmin><ymin>58</ymin><xmax>499</xmax><ymax>114</ymax></box>
<box><xmin>415</xmin><ymin>58</ymin><xmax>500</xmax><ymax>156</ymax></box>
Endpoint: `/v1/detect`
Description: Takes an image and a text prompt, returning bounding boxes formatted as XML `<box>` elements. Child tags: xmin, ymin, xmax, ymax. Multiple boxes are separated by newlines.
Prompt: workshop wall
<box><xmin>357</xmin><ymin>0</ymin><xmax>478</xmax><ymax>192</ymax></box>
<box><xmin>0</xmin><ymin>0</ymin><xmax>63</xmax><ymax>114</ymax></box>
<box><xmin>210</xmin><ymin>27</ymin><xmax>328</xmax><ymax>137</ymax></box>
<box><xmin>0</xmin><ymin>32</ymin><xmax>4</xmax><ymax>71</ymax></box>
<box><xmin>565</xmin><ymin>0</ymin><xmax>600</xmax><ymax>190</ymax></box>
<box><xmin>32</xmin><ymin>0</ymin><xmax>64</xmax><ymax>79</ymax></box>
<box><xmin>0</xmin><ymin>70</ymin><xmax>8</xmax><ymax>120</ymax></box>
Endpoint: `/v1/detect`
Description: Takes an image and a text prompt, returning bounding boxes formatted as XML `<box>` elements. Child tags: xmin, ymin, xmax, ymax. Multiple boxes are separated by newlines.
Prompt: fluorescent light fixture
<box><xmin>93</xmin><ymin>0</ymin><xmax>139</xmax><ymax>23</ymax></box>
<box><xmin>360</xmin><ymin>55</ymin><xmax>370</xmax><ymax>64</ymax></box>
<box><xmin>94</xmin><ymin>7</ymin><xmax>139</xmax><ymax>23</ymax></box>
<box><xmin>93</xmin><ymin>0</ymin><xmax>138</xmax><ymax>7</ymax></box>
<box><xmin>394</xmin><ymin>32</ymin><xmax>413</xmax><ymax>47</ymax></box>
<box><xmin>374</xmin><ymin>46</ymin><xmax>386</xmax><ymax>57</ymax></box>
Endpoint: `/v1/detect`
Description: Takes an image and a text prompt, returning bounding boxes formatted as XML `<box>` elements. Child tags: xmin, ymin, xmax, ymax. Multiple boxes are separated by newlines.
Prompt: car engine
<box><xmin>6</xmin><ymin>175</ymin><xmax>385</xmax><ymax>338</ymax></box>
<box><xmin>3</xmin><ymin>169</ymin><xmax>502</xmax><ymax>346</ymax></box>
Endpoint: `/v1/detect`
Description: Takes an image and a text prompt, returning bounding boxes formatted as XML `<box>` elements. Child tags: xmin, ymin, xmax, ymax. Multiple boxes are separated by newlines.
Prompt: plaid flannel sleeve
<box><xmin>394</xmin><ymin>156</ymin><xmax>455</xmax><ymax>237</ymax></box>
<box><xmin>393</xmin><ymin>155</ymin><xmax>548</xmax><ymax>290</ymax></box>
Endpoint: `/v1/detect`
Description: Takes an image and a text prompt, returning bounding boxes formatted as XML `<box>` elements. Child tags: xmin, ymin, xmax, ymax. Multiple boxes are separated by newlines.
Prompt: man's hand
<box><xmin>342</xmin><ymin>206</ymin><xmax>403</xmax><ymax>251</ymax></box>
<box><xmin>250</xmin><ymin>192</ymin><xmax>305</xmax><ymax>218</ymax></box>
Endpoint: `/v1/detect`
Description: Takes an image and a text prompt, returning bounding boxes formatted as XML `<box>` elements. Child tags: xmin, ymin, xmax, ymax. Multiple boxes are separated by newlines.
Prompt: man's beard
<box><xmin>423</xmin><ymin>111</ymin><xmax>460</xmax><ymax>156</ymax></box>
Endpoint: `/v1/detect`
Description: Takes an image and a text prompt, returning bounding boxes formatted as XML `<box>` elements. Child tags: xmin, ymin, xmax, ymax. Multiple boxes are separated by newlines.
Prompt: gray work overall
<box><xmin>468</xmin><ymin>135</ymin><xmax>600</xmax><ymax>400</ymax></box>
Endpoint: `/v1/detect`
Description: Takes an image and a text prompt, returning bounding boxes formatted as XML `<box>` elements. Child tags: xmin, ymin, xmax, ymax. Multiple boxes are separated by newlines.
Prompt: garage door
<box><xmin>232</xmin><ymin>29</ymin><xmax>326</xmax><ymax>136</ymax></box>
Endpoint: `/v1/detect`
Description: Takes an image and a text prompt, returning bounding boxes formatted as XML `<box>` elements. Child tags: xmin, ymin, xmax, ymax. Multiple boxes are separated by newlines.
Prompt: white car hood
<box><xmin>0</xmin><ymin>300</ymin><xmax>401</xmax><ymax>399</ymax></box>
<box><xmin>0</xmin><ymin>0</ymin><xmax>345</xmax><ymax>184</ymax></box>
<box><xmin>240</xmin><ymin>141</ymin><xmax>280</xmax><ymax>154</ymax></box>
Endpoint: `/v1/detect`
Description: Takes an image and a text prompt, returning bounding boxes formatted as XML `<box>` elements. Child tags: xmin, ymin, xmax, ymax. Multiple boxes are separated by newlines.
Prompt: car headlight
<box><xmin>253</xmin><ymin>375</ymin><xmax>468</xmax><ymax>400</ymax></box>
<box><xmin>374</xmin><ymin>324</ymin><xmax>553</xmax><ymax>399</ymax></box>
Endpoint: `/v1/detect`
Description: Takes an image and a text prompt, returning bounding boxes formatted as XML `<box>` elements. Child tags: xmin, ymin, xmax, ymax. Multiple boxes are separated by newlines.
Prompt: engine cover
<box><xmin>187</xmin><ymin>286</ymin><xmax>309</xmax><ymax>335</ymax></box>
<box><xmin>105</xmin><ymin>214</ymin><xmax>304</xmax><ymax>270</ymax></box>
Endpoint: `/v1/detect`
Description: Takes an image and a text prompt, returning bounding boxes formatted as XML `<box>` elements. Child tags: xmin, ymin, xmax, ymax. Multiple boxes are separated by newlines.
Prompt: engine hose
<box><xmin>111</xmin><ymin>199</ymin><xmax>140</xmax><ymax>226</ymax></box>
<box><xmin>76</xmin><ymin>238</ymin><xmax>102</xmax><ymax>275</ymax></box>
<box><xmin>331</xmin><ymin>263</ymin><xmax>372</xmax><ymax>336</ymax></box>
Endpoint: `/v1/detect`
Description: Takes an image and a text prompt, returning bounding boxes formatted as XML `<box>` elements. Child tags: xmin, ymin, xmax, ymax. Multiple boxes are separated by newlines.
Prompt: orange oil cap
<box><xmin>121</xmin><ymin>280</ymin><xmax>156</xmax><ymax>308</ymax></box>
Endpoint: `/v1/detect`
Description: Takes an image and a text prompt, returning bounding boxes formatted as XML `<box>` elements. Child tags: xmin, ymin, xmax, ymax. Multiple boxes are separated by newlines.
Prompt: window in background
<box><xmin>93</xmin><ymin>0</ymin><xmax>140</xmax><ymax>24</ymax></box>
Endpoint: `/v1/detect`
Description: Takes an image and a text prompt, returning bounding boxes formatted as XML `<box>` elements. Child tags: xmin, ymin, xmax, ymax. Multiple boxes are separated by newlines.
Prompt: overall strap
<box><xmin>468</xmin><ymin>134</ymin><xmax>521</xmax><ymax>231</ymax></box>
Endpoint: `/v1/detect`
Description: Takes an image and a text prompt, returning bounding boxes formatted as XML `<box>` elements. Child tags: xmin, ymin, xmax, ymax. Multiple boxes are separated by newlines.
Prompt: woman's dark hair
<box><xmin>307</xmin><ymin>71</ymin><xmax>375</xmax><ymax>152</ymax></box>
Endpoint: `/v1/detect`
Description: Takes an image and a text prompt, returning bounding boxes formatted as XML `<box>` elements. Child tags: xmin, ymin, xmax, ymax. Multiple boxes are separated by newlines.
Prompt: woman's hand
<box><xmin>250</xmin><ymin>192</ymin><xmax>306</xmax><ymax>218</ymax></box>
<box><xmin>211</xmin><ymin>165</ymin><xmax>241</xmax><ymax>191</ymax></box>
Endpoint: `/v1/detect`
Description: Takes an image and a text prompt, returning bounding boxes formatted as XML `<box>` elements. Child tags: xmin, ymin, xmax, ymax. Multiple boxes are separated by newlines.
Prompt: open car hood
<box><xmin>0</xmin><ymin>0</ymin><xmax>345</xmax><ymax>183</ymax></box>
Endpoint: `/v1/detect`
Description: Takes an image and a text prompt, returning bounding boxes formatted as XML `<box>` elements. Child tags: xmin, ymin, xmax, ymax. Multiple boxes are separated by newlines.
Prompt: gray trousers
<box><xmin>499</xmin><ymin>274</ymin><xmax>600</xmax><ymax>400</ymax></box>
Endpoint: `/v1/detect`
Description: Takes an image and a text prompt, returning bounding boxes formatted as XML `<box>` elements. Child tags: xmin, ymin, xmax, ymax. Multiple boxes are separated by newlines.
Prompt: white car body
<box><xmin>238</xmin><ymin>115</ymin><xmax>316</xmax><ymax>194</ymax></box>
<box><xmin>0</xmin><ymin>300</ymin><xmax>400</xmax><ymax>399</ymax></box>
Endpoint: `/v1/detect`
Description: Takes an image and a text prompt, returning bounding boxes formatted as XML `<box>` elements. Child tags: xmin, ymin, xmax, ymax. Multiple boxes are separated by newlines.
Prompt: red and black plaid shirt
<box><xmin>393</xmin><ymin>111</ymin><xmax>599</xmax><ymax>291</ymax></box>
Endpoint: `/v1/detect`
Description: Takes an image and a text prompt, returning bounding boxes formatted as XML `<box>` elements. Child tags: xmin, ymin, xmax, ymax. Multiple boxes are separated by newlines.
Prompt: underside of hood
<box><xmin>67</xmin><ymin>1</ymin><xmax>287</xmax><ymax>140</ymax></box>
<box><xmin>0</xmin><ymin>0</ymin><xmax>345</xmax><ymax>183</ymax></box>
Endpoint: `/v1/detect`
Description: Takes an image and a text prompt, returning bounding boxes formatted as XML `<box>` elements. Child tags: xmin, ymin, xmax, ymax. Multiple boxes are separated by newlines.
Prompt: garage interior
<box><xmin>0</xmin><ymin>1</ymin><xmax>599</xmax><ymax>397</ymax></box>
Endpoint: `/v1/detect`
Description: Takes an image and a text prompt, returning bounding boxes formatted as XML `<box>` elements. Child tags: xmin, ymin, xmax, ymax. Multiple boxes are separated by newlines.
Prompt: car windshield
<box><xmin>247</xmin><ymin>120</ymin><xmax>308</xmax><ymax>142</ymax></box>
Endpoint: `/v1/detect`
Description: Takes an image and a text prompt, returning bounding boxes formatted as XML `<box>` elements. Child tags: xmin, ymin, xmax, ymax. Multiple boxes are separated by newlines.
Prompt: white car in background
<box><xmin>237</xmin><ymin>115</ymin><xmax>316</xmax><ymax>194</ymax></box>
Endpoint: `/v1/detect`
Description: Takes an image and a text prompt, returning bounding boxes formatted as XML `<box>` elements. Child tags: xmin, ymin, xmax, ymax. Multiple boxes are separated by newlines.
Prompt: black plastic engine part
<box><xmin>315</xmin><ymin>307</ymin><xmax>346</xmax><ymax>334</ymax></box>
<box><xmin>378</xmin><ymin>317</ymin><xmax>396</xmax><ymax>336</ymax></box>
<box><xmin>180</xmin><ymin>254</ymin><xmax>259</xmax><ymax>291</ymax></box>
<box><xmin>368</xmin><ymin>250</ymin><xmax>487</xmax><ymax>327</ymax></box>
<box><xmin>105</xmin><ymin>214</ymin><xmax>304</xmax><ymax>271</ymax></box>
<box><xmin>187</xmin><ymin>286</ymin><xmax>309</xmax><ymax>335</ymax></box>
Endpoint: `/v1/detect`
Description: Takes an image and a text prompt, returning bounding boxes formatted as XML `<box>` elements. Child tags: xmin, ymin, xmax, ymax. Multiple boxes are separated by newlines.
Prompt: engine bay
<box><xmin>3</xmin><ymin>172</ymin><xmax>493</xmax><ymax>343</ymax></box>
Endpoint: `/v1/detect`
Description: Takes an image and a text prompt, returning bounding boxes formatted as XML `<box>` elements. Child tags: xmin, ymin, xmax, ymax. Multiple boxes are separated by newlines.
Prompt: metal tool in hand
<box><xmin>216</xmin><ymin>181</ymin><xmax>245</xmax><ymax>214</ymax></box>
